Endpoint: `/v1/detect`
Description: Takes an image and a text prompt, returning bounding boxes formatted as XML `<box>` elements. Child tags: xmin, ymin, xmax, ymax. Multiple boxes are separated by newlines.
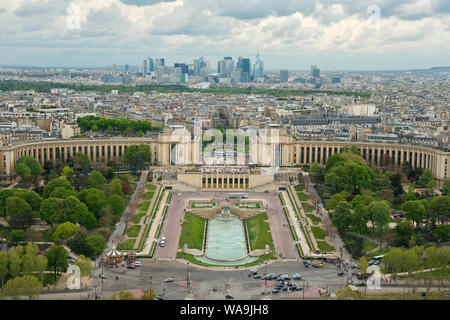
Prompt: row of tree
<box><xmin>77</xmin><ymin>116</ymin><xmax>161</xmax><ymax>136</ymax></box>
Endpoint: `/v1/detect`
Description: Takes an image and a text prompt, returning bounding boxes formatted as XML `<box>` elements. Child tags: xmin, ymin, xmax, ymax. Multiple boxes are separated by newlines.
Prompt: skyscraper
<box><xmin>143</xmin><ymin>59</ymin><xmax>148</xmax><ymax>77</ymax></box>
<box><xmin>253</xmin><ymin>53</ymin><xmax>264</xmax><ymax>79</ymax></box>
<box><xmin>125</xmin><ymin>64</ymin><xmax>129</xmax><ymax>73</ymax></box>
<box><xmin>149</xmin><ymin>58</ymin><xmax>154</xmax><ymax>72</ymax></box>
<box><xmin>236</xmin><ymin>57</ymin><xmax>251</xmax><ymax>82</ymax></box>
<box><xmin>280</xmin><ymin>70</ymin><xmax>289</xmax><ymax>82</ymax></box>
<box><xmin>174</xmin><ymin>63</ymin><xmax>188</xmax><ymax>74</ymax></box>
<box><xmin>156</xmin><ymin>58</ymin><xmax>165</xmax><ymax>68</ymax></box>
<box><xmin>194</xmin><ymin>57</ymin><xmax>209</xmax><ymax>77</ymax></box>
<box><xmin>311</xmin><ymin>65</ymin><xmax>320</xmax><ymax>78</ymax></box>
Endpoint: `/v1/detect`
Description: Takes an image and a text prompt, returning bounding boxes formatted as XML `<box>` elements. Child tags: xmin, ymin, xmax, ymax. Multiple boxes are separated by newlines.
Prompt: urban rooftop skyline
<box><xmin>1</xmin><ymin>0</ymin><xmax>449</xmax><ymax>70</ymax></box>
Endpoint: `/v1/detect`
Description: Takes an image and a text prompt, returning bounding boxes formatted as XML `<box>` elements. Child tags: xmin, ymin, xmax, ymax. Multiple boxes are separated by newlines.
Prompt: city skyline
<box><xmin>1</xmin><ymin>0</ymin><xmax>449</xmax><ymax>70</ymax></box>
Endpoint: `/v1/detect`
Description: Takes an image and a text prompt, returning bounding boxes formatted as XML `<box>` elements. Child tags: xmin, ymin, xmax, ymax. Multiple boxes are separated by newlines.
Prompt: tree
<box><xmin>53</xmin><ymin>222</ymin><xmax>80</xmax><ymax>241</ymax></box>
<box><xmin>394</xmin><ymin>220</ymin><xmax>415</xmax><ymax>247</ymax></box>
<box><xmin>63</xmin><ymin>196</ymin><xmax>97</xmax><ymax>229</ymax></box>
<box><xmin>442</xmin><ymin>180</ymin><xmax>450</xmax><ymax>195</ymax></box>
<box><xmin>109</xmin><ymin>178</ymin><xmax>123</xmax><ymax>197</ymax></box>
<box><xmin>48</xmin><ymin>187</ymin><xmax>78</xmax><ymax>199</ymax></box>
<box><xmin>40</xmin><ymin>197</ymin><xmax>66</xmax><ymax>226</ymax></box>
<box><xmin>85</xmin><ymin>233</ymin><xmax>106</xmax><ymax>256</ymax></box>
<box><xmin>0</xmin><ymin>252</ymin><xmax>9</xmax><ymax>289</ymax></box>
<box><xmin>429</xmin><ymin>196</ymin><xmax>450</xmax><ymax>225</ymax></box>
<box><xmin>45</xmin><ymin>246</ymin><xmax>68</xmax><ymax>281</ymax></box>
<box><xmin>141</xmin><ymin>286</ymin><xmax>157</xmax><ymax>300</ymax></box>
<box><xmin>403</xmin><ymin>200</ymin><xmax>426</xmax><ymax>228</ymax></box>
<box><xmin>417</xmin><ymin>169</ymin><xmax>434</xmax><ymax>188</ymax></box>
<box><xmin>108</xmin><ymin>194</ymin><xmax>125</xmax><ymax>220</ymax></box>
<box><xmin>123</xmin><ymin>144</ymin><xmax>151</xmax><ymax>171</ymax></box>
<box><xmin>310</xmin><ymin>162</ymin><xmax>324</xmax><ymax>183</ymax></box>
<box><xmin>8</xmin><ymin>253</ymin><xmax>21</xmax><ymax>278</ymax></box>
<box><xmin>4</xmin><ymin>275</ymin><xmax>42</xmax><ymax>299</ymax></box>
<box><xmin>327</xmin><ymin>192</ymin><xmax>349</xmax><ymax>211</ymax></box>
<box><xmin>6</xmin><ymin>196</ymin><xmax>34</xmax><ymax>230</ymax></box>
<box><xmin>10</xmin><ymin>230</ymin><xmax>26</xmax><ymax>244</ymax></box>
<box><xmin>89</xmin><ymin>170</ymin><xmax>106</xmax><ymax>188</ymax></box>
<box><xmin>15</xmin><ymin>162</ymin><xmax>32</xmax><ymax>184</ymax></box>
<box><xmin>78</xmin><ymin>188</ymin><xmax>106</xmax><ymax>216</ymax></box>
<box><xmin>72</xmin><ymin>152</ymin><xmax>90</xmax><ymax>173</ymax></box>
<box><xmin>15</xmin><ymin>156</ymin><xmax>42</xmax><ymax>178</ymax></box>
<box><xmin>43</xmin><ymin>177</ymin><xmax>75</xmax><ymax>198</ymax></box>
<box><xmin>61</xmin><ymin>166</ymin><xmax>75</xmax><ymax>181</ymax></box>
<box><xmin>75</xmin><ymin>255</ymin><xmax>92</xmax><ymax>277</ymax></box>
<box><xmin>434</xmin><ymin>224</ymin><xmax>450</xmax><ymax>243</ymax></box>
<box><xmin>368</xmin><ymin>201</ymin><xmax>391</xmax><ymax>251</ymax></box>
<box><xmin>21</xmin><ymin>243</ymin><xmax>39</xmax><ymax>274</ymax></box>
<box><xmin>358</xmin><ymin>257</ymin><xmax>368</xmax><ymax>275</ymax></box>
<box><xmin>331</xmin><ymin>201</ymin><xmax>353</xmax><ymax>232</ymax></box>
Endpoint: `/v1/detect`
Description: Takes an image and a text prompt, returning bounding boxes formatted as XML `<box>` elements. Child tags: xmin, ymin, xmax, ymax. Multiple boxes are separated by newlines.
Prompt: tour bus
<box><xmin>373</xmin><ymin>255</ymin><xmax>385</xmax><ymax>261</ymax></box>
<box><xmin>228</xmin><ymin>193</ymin><xmax>249</xmax><ymax>199</ymax></box>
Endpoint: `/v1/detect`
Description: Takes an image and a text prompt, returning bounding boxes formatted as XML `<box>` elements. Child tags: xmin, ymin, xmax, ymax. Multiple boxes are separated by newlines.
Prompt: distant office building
<box><xmin>155</xmin><ymin>58</ymin><xmax>165</xmax><ymax>68</ymax></box>
<box><xmin>331</xmin><ymin>76</ymin><xmax>340</xmax><ymax>83</ymax></box>
<box><xmin>253</xmin><ymin>53</ymin><xmax>264</xmax><ymax>79</ymax></box>
<box><xmin>143</xmin><ymin>59</ymin><xmax>148</xmax><ymax>77</ymax></box>
<box><xmin>156</xmin><ymin>66</ymin><xmax>182</xmax><ymax>83</ymax></box>
<box><xmin>125</xmin><ymin>64</ymin><xmax>129</xmax><ymax>73</ymax></box>
<box><xmin>236</xmin><ymin>57</ymin><xmax>251</xmax><ymax>82</ymax></box>
<box><xmin>218</xmin><ymin>57</ymin><xmax>234</xmax><ymax>78</ymax></box>
<box><xmin>149</xmin><ymin>58</ymin><xmax>155</xmax><ymax>72</ymax></box>
<box><xmin>280</xmin><ymin>70</ymin><xmax>289</xmax><ymax>82</ymax></box>
<box><xmin>311</xmin><ymin>65</ymin><xmax>320</xmax><ymax>78</ymax></box>
<box><xmin>194</xmin><ymin>57</ymin><xmax>209</xmax><ymax>77</ymax></box>
<box><xmin>174</xmin><ymin>63</ymin><xmax>188</xmax><ymax>74</ymax></box>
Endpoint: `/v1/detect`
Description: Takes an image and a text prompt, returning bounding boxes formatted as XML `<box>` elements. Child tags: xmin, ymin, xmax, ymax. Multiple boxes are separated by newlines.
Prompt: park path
<box><xmin>139</xmin><ymin>190</ymin><xmax>169</xmax><ymax>255</ymax></box>
<box><xmin>281</xmin><ymin>191</ymin><xmax>316</xmax><ymax>256</ymax></box>
<box><xmin>132</xmin><ymin>184</ymin><xmax>162</xmax><ymax>249</ymax></box>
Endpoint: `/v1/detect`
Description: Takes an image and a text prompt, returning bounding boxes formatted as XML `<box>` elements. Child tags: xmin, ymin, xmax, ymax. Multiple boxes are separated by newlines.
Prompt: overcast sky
<box><xmin>0</xmin><ymin>0</ymin><xmax>449</xmax><ymax>70</ymax></box>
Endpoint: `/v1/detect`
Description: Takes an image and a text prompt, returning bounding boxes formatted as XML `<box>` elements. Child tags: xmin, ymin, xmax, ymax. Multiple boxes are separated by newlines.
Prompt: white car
<box><xmin>134</xmin><ymin>261</ymin><xmax>142</xmax><ymax>266</ymax></box>
<box><xmin>161</xmin><ymin>236</ymin><xmax>166</xmax><ymax>242</ymax></box>
<box><xmin>160</xmin><ymin>240</ymin><xmax>166</xmax><ymax>247</ymax></box>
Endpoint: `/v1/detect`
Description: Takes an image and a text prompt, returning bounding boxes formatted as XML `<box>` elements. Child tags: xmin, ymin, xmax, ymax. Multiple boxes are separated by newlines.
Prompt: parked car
<box><xmin>164</xmin><ymin>278</ymin><xmax>174</xmax><ymax>283</ymax></box>
<box><xmin>338</xmin><ymin>271</ymin><xmax>344</xmax><ymax>276</ymax></box>
<box><xmin>249</xmin><ymin>268</ymin><xmax>258</xmax><ymax>275</ymax></box>
<box><xmin>292</xmin><ymin>274</ymin><xmax>302</xmax><ymax>280</ymax></box>
<box><xmin>160</xmin><ymin>240</ymin><xmax>165</xmax><ymax>247</ymax></box>
<box><xmin>272</xmin><ymin>288</ymin><xmax>280</xmax><ymax>294</ymax></box>
<box><xmin>225</xmin><ymin>294</ymin><xmax>234</xmax><ymax>299</ymax></box>
<box><xmin>296</xmin><ymin>287</ymin><xmax>304</xmax><ymax>291</ymax></box>
<box><xmin>127</xmin><ymin>265</ymin><xmax>136</xmax><ymax>269</ymax></box>
<box><xmin>134</xmin><ymin>261</ymin><xmax>142</xmax><ymax>266</ymax></box>
<box><xmin>161</xmin><ymin>236</ymin><xmax>166</xmax><ymax>242</ymax></box>
<box><xmin>290</xmin><ymin>285</ymin><xmax>297</xmax><ymax>290</ymax></box>
<box><xmin>253</xmin><ymin>274</ymin><xmax>262</xmax><ymax>279</ymax></box>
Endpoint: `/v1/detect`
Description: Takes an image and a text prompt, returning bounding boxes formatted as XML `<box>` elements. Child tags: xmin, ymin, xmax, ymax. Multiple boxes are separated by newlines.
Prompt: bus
<box><xmin>373</xmin><ymin>255</ymin><xmax>385</xmax><ymax>261</ymax></box>
<box><xmin>228</xmin><ymin>193</ymin><xmax>249</xmax><ymax>199</ymax></box>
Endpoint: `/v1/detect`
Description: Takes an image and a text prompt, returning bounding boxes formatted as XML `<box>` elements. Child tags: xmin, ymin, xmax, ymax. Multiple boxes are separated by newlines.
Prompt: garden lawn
<box><xmin>117</xmin><ymin>239</ymin><xmax>136</xmax><ymax>250</ymax></box>
<box><xmin>139</xmin><ymin>201</ymin><xmax>151</xmax><ymax>212</ymax></box>
<box><xmin>317</xmin><ymin>241</ymin><xmax>335</xmax><ymax>252</ymax></box>
<box><xmin>178</xmin><ymin>213</ymin><xmax>205</xmax><ymax>250</ymax></box>
<box><xmin>302</xmin><ymin>202</ymin><xmax>314</xmax><ymax>213</ymax></box>
<box><xmin>147</xmin><ymin>184</ymin><xmax>157</xmax><ymax>191</ymax></box>
<box><xmin>126</xmin><ymin>225</ymin><xmax>141</xmax><ymax>238</ymax></box>
<box><xmin>294</xmin><ymin>185</ymin><xmax>304</xmax><ymax>191</ymax></box>
<box><xmin>246</xmin><ymin>213</ymin><xmax>274</xmax><ymax>251</ymax></box>
<box><xmin>144</xmin><ymin>192</ymin><xmax>155</xmax><ymax>200</ymax></box>
<box><xmin>134</xmin><ymin>212</ymin><xmax>146</xmax><ymax>224</ymax></box>
<box><xmin>296</xmin><ymin>192</ymin><xmax>308</xmax><ymax>201</ymax></box>
<box><xmin>311</xmin><ymin>226</ymin><xmax>326</xmax><ymax>240</ymax></box>
<box><xmin>306</xmin><ymin>214</ymin><xmax>321</xmax><ymax>225</ymax></box>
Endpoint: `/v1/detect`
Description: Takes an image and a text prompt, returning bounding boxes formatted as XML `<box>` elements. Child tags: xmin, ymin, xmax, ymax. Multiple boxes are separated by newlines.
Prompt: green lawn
<box><xmin>134</xmin><ymin>212</ymin><xmax>146</xmax><ymax>224</ymax></box>
<box><xmin>178</xmin><ymin>213</ymin><xmax>205</xmax><ymax>250</ymax></box>
<box><xmin>306</xmin><ymin>214</ymin><xmax>321</xmax><ymax>225</ymax></box>
<box><xmin>147</xmin><ymin>184</ymin><xmax>157</xmax><ymax>191</ymax></box>
<box><xmin>317</xmin><ymin>241</ymin><xmax>335</xmax><ymax>252</ymax></box>
<box><xmin>363</xmin><ymin>240</ymin><xmax>379</xmax><ymax>252</ymax></box>
<box><xmin>294</xmin><ymin>185</ymin><xmax>304</xmax><ymax>191</ymax></box>
<box><xmin>144</xmin><ymin>192</ymin><xmax>155</xmax><ymax>200</ymax></box>
<box><xmin>191</xmin><ymin>202</ymin><xmax>215</xmax><ymax>208</ymax></box>
<box><xmin>117</xmin><ymin>239</ymin><xmax>136</xmax><ymax>250</ymax></box>
<box><xmin>296</xmin><ymin>192</ymin><xmax>308</xmax><ymax>201</ymax></box>
<box><xmin>246</xmin><ymin>213</ymin><xmax>274</xmax><ymax>251</ymax></box>
<box><xmin>302</xmin><ymin>202</ymin><xmax>314</xmax><ymax>213</ymax></box>
<box><xmin>311</xmin><ymin>226</ymin><xmax>326</xmax><ymax>240</ymax></box>
<box><xmin>125</xmin><ymin>225</ymin><xmax>141</xmax><ymax>238</ymax></box>
<box><xmin>237</xmin><ymin>202</ymin><xmax>260</xmax><ymax>208</ymax></box>
<box><xmin>139</xmin><ymin>201</ymin><xmax>151</xmax><ymax>212</ymax></box>
<box><xmin>176</xmin><ymin>252</ymin><xmax>275</xmax><ymax>268</ymax></box>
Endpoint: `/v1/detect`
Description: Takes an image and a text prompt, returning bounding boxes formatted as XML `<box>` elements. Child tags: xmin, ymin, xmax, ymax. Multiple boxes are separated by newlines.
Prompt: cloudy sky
<box><xmin>0</xmin><ymin>0</ymin><xmax>449</xmax><ymax>70</ymax></box>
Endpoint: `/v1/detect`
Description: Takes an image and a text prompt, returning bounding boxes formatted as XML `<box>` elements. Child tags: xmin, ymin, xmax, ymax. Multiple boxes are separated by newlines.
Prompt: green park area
<box><xmin>311</xmin><ymin>226</ymin><xmax>326</xmax><ymax>240</ymax></box>
<box><xmin>302</xmin><ymin>202</ymin><xmax>315</xmax><ymax>213</ymax></box>
<box><xmin>317</xmin><ymin>241</ymin><xmax>335</xmax><ymax>252</ymax></box>
<box><xmin>117</xmin><ymin>238</ymin><xmax>136</xmax><ymax>251</ymax></box>
<box><xmin>191</xmin><ymin>202</ymin><xmax>216</xmax><ymax>208</ymax></box>
<box><xmin>178</xmin><ymin>212</ymin><xmax>205</xmax><ymax>250</ymax></box>
<box><xmin>236</xmin><ymin>202</ymin><xmax>260</xmax><ymax>208</ymax></box>
<box><xmin>246</xmin><ymin>213</ymin><xmax>274</xmax><ymax>251</ymax></box>
<box><xmin>296</xmin><ymin>192</ymin><xmax>308</xmax><ymax>201</ymax></box>
<box><xmin>306</xmin><ymin>214</ymin><xmax>321</xmax><ymax>225</ymax></box>
<box><xmin>125</xmin><ymin>225</ymin><xmax>141</xmax><ymax>238</ymax></box>
<box><xmin>139</xmin><ymin>201</ymin><xmax>151</xmax><ymax>212</ymax></box>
